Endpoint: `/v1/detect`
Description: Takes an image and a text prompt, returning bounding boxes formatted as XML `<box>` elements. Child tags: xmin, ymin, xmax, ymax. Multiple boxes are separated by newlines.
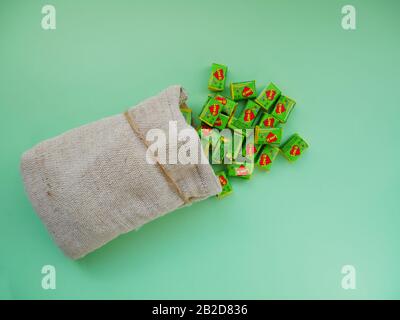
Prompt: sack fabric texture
<box><xmin>20</xmin><ymin>85</ymin><xmax>221</xmax><ymax>259</ymax></box>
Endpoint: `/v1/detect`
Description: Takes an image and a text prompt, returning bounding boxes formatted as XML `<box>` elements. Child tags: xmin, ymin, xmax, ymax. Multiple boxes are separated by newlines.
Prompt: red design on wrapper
<box><xmin>246</xmin><ymin>144</ymin><xmax>256</xmax><ymax>156</ymax></box>
<box><xmin>236</xmin><ymin>165</ymin><xmax>249</xmax><ymax>176</ymax></box>
<box><xmin>290</xmin><ymin>145</ymin><xmax>301</xmax><ymax>156</ymax></box>
<box><xmin>213</xmin><ymin>69</ymin><xmax>225</xmax><ymax>80</ymax></box>
<box><xmin>242</xmin><ymin>87</ymin><xmax>253</xmax><ymax>97</ymax></box>
<box><xmin>266</xmin><ymin>89</ymin><xmax>276</xmax><ymax>101</ymax></box>
<box><xmin>209</xmin><ymin>104</ymin><xmax>220</xmax><ymax>116</ymax></box>
<box><xmin>201</xmin><ymin>124</ymin><xmax>212</xmax><ymax>137</ymax></box>
<box><xmin>275</xmin><ymin>103</ymin><xmax>286</xmax><ymax>114</ymax></box>
<box><xmin>259</xmin><ymin>154</ymin><xmax>271</xmax><ymax>166</ymax></box>
<box><xmin>215</xmin><ymin>96</ymin><xmax>227</xmax><ymax>105</ymax></box>
<box><xmin>219</xmin><ymin>175</ymin><xmax>227</xmax><ymax>186</ymax></box>
<box><xmin>244</xmin><ymin>110</ymin><xmax>255</xmax><ymax>122</ymax></box>
<box><xmin>263</xmin><ymin>117</ymin><xmax>275</xmax><ymax>127</ymax></box>
<box><xmin>266</xmin><ymin>132</ymin><xmax>277</xmax><ymax>143</ymax></box>
<box><xmin>214</xmin><ymin>117</ymin><xmax>222</xmax><ymax>127</ymax></box>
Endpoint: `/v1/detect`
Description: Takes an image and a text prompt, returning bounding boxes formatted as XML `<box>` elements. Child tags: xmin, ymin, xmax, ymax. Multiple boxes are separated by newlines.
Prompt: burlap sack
<box><xmin>20</xmin><ymin>85</ymin><xmax>221</xmax><ymax>259</ymax></box>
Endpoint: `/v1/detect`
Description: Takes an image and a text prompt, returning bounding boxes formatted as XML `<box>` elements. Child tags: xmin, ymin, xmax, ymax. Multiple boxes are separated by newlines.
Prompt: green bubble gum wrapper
<box><xmin>255</xmin><ymin>82</ymin><xmax>281</xmax><ymax>111</ymax></box>
<box><xmin>230</xmin><ymin>81</ymin><xmax>257</xmax><ymax>101</ymax></box>
<box><xmin>271</xmin><ymin>95</ymin><xmax>296</xmax><ymax>123</ymax></box>
<box><xmin>254</xmin><ymin>126</ymin><xmax>282</xmax><ymax>145</ymax></box>
<box><xmin>208</xmin><ymin>63</ymin><xmax>227</xmax><ymax>92</ymax></box>
<box><xmin>216</xmin><ymin>171</ymin><xmax>233</xmax><ymax>198</ymax></box>
<box><xmin>280</xmin><ymin>133</ymin><xmax>309</xmax><ymax>162</ymax></box>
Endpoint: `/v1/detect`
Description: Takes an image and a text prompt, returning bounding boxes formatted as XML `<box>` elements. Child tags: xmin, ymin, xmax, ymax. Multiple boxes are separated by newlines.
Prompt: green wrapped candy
<box><xmin>227</xmin><ymin>162</ymin><xmax>254</xmax><ymax>179</ymax></box>
<box><xmin>280</xmin><ymin>133</ymin><xmax>309</xmax><ymax>162</ymax></box>
<box><xmin>230</xmin><ymin>81</ymin><xmax>257</xmax><ymax>101</ymax></box>
<box><xmin>256</xmin><ymin>145</ymin><xmax>279</xmax><ymax>170</ymax></box>
<box><xmin>254</xmin><ymin>126</ymin><xmax>282</xmax><ymax>145</ymax></box>
<box><xmin>197</xmin><ymin>123</ymin><xmax>220</xmax><ymax>156</ymax></box>
<box><xmin>212</xmin><ymin>134</ymin><xmax>235</xmax><ymax>164</ymax></box>
<box><xmin>255</xmin><ymin>83</ymin><xmax>281</xmax><ymax>111</ymax></box>
<box><xmin>213</xmin><ymin>113</ymin><xmax>230</xmax><ymax>130</ymax></box>
<box><xmin>208</xmin><ymin>63</ymin><xmax>227</xmax><ymax>92</ymax></box>
<box><xmin>228</xmin><ymin>116</ymin><xmax>252</xmax><ymax>130</ymax></box>
<box><xmin>258</xmin><ymin>112</ymin><xmax>279</xmax><ymax>128</ymax></box>
<box><xmin>242</xmin><ymin>142</ymin><xmax>262</xmax><ymax>162</ymax></box>
<box><xmin>237</xmin><ymin>100</ymin><xmax>261</xmax><ymax>127</ymax></box>
<box><xmin>216</xmin><ymin>171</ymin><xmax>233</xmax><ymax>199</ymax></box>
<box><xmin>271</xmin><ymin>95</ymin><xmax>296</xmax><ymax>123</ymax></box>
<box><xmin>214</xmin><ymin>94</ymin><xmax>238</xmax><ymax>117</ymax></box>
<box><xmin>199</xmin><ymin>96</ymin><xmax>222</xmax><ymax>126</ymax></box>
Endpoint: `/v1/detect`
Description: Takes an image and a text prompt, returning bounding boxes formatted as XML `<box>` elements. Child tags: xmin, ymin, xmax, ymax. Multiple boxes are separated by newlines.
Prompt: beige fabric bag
<box><xmin>20</xmin><ymin>85</ymin><xmax>221</xmax><ymax>259</ymax></box>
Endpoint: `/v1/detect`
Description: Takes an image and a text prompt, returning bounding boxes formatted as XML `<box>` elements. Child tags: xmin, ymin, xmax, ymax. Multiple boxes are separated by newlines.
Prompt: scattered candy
<box><xmin>214</xmin><ymin>94</ymin><xmax>238</xmax><ymax>117</ymax></box>
<box><xmin>280</xmin><ymin>133</ymin><xmax>309</xmax><ymax>162</ymax></box>
<box><xmin>271</xmin><ymin>95</ymin><xmax>296</xmax><ymax>123</ymax></box>
<box><xmin>199</xmin><ymin>96</ymin><xmax>222</xmax><ymax>126</ymax></box>
<box><xmin>256</xmin><ymin>145</ymin><xmax>279</xmax><ymax>170</ymax></box>
<box><xmin>197</xmin><ymin>123</ymin><xmax>220</xmax><ymax>156</ymax></box>
<box><xmin>255</xmin><ymin>83</ymin><xmax>281</xmax><ymax>111</ymax></box>
<box><xmin>258</xmin><ymin>112</ymin><xmax>279</xmax><ymax>128</ymax></box>
<box><xmin>237</xmin><ymin>100</ymin><xmax>261</xmax><ymax>128</ymax></box>
<box><xmin>254</xmin><ymin>126</ymin><xmax>282</xmax><ymax>145</ymax></box>
<box><xmin>196</xmin><ymin>63</ymin><xmax>309</xmax><ymax>198</ymax></box>
<box><xmin>216</xmin><ymin>171</ymin><xmax>234</xmax><ymax>198</ymax></box>
<box><xmin>208</xmin><ymin>63</ymin><xmax>227</xmax><ymax>92</ymax></box>
<box><xmin>242</xmin><ymin>142</ymin><xmax>262</xmax><ymax>162</ymax></box>
<box><xmin>230</xmin><ymin>81</ymin><xmax>257</xmax><ymax>101</ymax></box>
<box><xmin>227</xmin><ymin>162</ymin><xmax>254</xmax><ymax>179</ymax></box>
<box><xmin>228</xmin><ymin>116</ymin><xmax>252</xmax><ymax>130</ymax></box>
<box><xmin>213</xmin><ymin>113</ymin><xmax>230</xmax><ymax>130</ymax></box>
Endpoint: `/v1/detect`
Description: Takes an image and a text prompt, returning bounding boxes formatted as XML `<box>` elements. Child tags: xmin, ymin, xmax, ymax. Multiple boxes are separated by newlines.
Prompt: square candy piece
<box><xmin>211</xmin><ymin>136</ymin><xmax>237</xmax><ymax>165</ymax></box>
<box><xmin>280</xmin><ymin>133</ymin><xmax>309</xmax><ymax>162</ymax></box>
<box><xmin>208</xmin><ymin>63</ymin><xmax>227</xmax><ymax>92</ymax></box>
<box><xmin>242</xmin><ymin>142</ymin><xmax>262</xmax><ymax>162</ymax></box>
<box><xmin>214</xmin><ymin>95</ymin><xmax>238</xmax><ymax>117</ymax></box>
<box><xmin>256</xmin><ymin>145</ymin><xmax>279</xmax><ymax>171</ymax></box>
<box><xmin>227</xmin><ymin>162</ymin><xmax>254</xmax><ymax>179</ymax></box>
<box><xmin>230</xmin><ymin>81</ymin><xmax>257</xmax><ymax>100</ymax></box>
<box><xmin>197</xmin><ymin>123</ymin><xmax>220</xmax><ymax>145</ymax></box>
<box><xmin>258</xmin><ymin>112</ymin><xmax>279</xmax><ymax>128</ymax></box>
<box><xmin>228</xmin><ymin>116</ymin><xmax>253</xmax><ymax>130</ymax></box>
<box><xmin>255</xmin><ymin>83</ymin><xmax>281</xmax><ymax>111</ymax></box>
<box><xmin>197</xmin><ymin>123</ymin><xmax>216</xmax><ymax>138</ymax></box>
<box><xmin>216</xmin><ymin>171</ymin><xmax>233</xmax><ymax>199</ymax></box>
<box><xmin>213</xmin><ymin>113</ymin><xmax>230</xmax><ymax>130</ymax></box>
<box><xmin>254</xmin><ymin>126</ymin><xmax>282</xmax><ymax>145</ymax></box>
<box><xmin>199</xmin><ymin>96</ymin><xmax>222</xmax><ymax>126</ymax></box>
<box><xmin>197</xmin><ymin>123</ymin><xmax>219</xmax><ymax>157</ymax></box>
<box><xmin>238</xmin><ymin>100</ymin><xmax>261</xmax><ymax>127</ymax></box>
<box><xmin>271</xmin><ymin>95</ymin><xmax>296</xmax><ymax>123</ymax></box>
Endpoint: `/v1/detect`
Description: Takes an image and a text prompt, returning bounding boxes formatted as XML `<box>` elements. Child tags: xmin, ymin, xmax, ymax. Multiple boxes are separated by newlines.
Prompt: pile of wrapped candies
<box><xmin>180</xmin><ymin>63</ymin><xmax>309</xmax><ymax>199</ymax></box>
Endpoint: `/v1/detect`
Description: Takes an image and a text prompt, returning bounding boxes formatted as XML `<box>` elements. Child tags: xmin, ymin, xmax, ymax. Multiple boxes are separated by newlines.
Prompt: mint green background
<box><xmin>1</xmin><ymin>0</ymin><xmax>399</xmax><ymax>299</ymax></box>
